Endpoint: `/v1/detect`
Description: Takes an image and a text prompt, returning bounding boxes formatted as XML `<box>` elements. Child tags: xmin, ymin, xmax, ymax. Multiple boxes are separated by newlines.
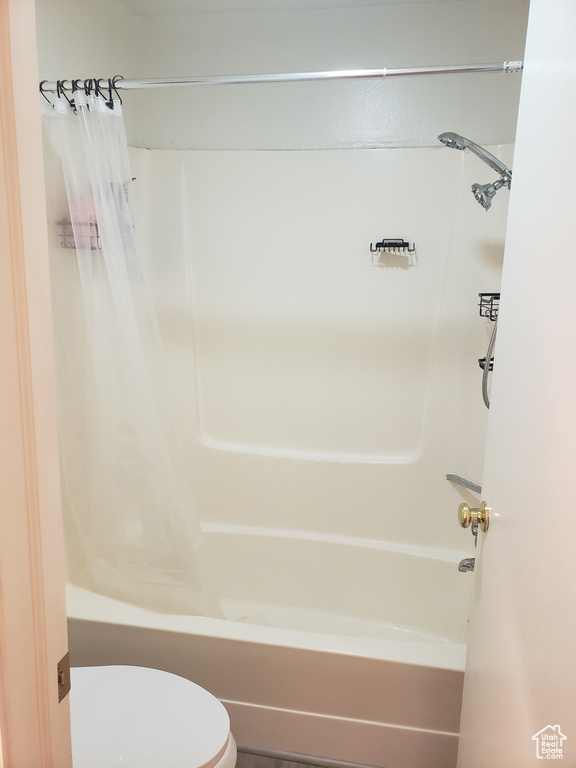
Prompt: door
<box><xmin>457</xmin><ymin>1</ymin><xmax>576</xmax><ymax>766</ymax></box>
<box><xmin>0</xmin><ymin>0</ymin><xmax>72</xmax><ymax>764</ymax></box>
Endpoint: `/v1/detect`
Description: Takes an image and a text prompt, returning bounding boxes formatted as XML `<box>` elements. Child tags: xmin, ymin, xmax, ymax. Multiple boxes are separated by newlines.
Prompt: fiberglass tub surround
<box><xmin>58</xmin><ymin>140</ymin><xmax>513</xmax><ymax>638</ymax></box>
<box><xmin>38</xmin><ymin>0</ymin><xmax>523</xmax><ymax>626</ymax></box>
<box><xmin>57</xmin><ymin>140</ymin><xmax>512</xmax><ymax>768</ymax></box>
<box><xmin>129</xmin><ymin>139</ymin><xmax>511</xmax><ymax>571</ymax></box>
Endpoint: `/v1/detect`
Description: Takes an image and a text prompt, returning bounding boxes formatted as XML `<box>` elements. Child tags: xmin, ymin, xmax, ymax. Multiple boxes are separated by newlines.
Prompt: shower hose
<box><xmin>482</xmin><ymin>316</ymin><xmax>498</xmax><ymax>409</ymax></box>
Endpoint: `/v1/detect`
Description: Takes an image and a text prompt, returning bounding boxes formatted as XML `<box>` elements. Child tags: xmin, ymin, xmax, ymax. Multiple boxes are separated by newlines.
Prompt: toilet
<box><xmin>70</xmin><ymin>665</ymin><xmax>237</xmax><ymax>768</ymax></box>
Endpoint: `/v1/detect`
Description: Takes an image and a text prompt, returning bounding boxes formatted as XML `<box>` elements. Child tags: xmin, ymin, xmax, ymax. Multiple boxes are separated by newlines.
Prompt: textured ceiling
<box><xmin>122</xmin><ymin>0</ymin><xmax>470</xmax><ymax>15</ymax></box>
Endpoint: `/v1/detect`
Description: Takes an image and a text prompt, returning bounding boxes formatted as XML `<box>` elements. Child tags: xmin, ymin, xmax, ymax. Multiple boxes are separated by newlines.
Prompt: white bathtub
<box><xmin>67</xmin><ymin>524</ymin><xmax>471</xmax><ymax>768</ymax></box>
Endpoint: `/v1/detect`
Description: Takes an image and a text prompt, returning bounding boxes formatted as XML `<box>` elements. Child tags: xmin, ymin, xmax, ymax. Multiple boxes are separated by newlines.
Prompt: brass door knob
<box><xmin>458</xmin><ymin>501</ymin><xmax>490</xmax><ymax>532</ymax></box>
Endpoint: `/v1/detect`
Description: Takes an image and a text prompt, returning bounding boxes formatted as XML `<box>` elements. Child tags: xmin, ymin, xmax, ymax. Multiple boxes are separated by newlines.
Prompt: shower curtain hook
<box><xmin>57</xmin><ymin>80</ymin><xmax>76</xmax><ymax>112</ymax></box>
<box><xmin>105</xmin><ymin>79</ymin><xmax>115</xmax><ymax>109</ymax></box>
<box><xmin>111</xmin><ymin>75</ymin><xmax>124</xmax><ymax>104</ymax></box>
<box><xmin>94</xmin><ymin>78</ymin><xmax>105</xmax><ymax>98</ymax></box>
<box><xmin>70</xmin><ymin>79</ymin><xmax>84</xmax><ymax>112</ymax></box>
<box><xmin>39</xmin><ymin>81</ymin><xmax>52</xmax><ymax>105</ymax></box>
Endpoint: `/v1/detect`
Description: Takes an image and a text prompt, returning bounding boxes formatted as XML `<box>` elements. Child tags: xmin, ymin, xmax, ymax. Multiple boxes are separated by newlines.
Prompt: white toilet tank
<box><xmin>70</xmin><ymin>665</ymin><xmax>237</xmax><ymax>768</ymax></box>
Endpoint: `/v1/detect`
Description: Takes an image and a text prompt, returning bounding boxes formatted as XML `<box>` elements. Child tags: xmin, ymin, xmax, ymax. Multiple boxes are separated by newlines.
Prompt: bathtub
<box><xmin>66</xmin><ymin>524</ymin><xmax>472</xmax><ymax>768</ymax></box>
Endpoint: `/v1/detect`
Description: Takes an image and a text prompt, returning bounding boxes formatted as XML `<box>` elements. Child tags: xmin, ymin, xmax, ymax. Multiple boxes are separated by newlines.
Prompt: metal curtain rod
<box><xmin>40</xmin><ymin>61</ymin><xmax>523</xmax><ymax>92</ymax></box>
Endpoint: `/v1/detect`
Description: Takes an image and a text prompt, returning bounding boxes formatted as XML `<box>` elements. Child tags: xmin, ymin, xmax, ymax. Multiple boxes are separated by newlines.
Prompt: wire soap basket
<box><xmin>370</xmin><ymin>238</ymin><xmax>417</xmax><ymax>268</ymax></box>
<box><xmin>478</xmin><ymin>292</ymin><xmax>500</xmax><ymax>371</ymax></box>
<box><xmin>478</xmin><ymin>292</ymin><xmax>500</xmax><ymax>322</ymax></box>
<box><xmin>57</xmin><ymin>218</ymin><xmax>102</xmax><ymax>250</ymax></box>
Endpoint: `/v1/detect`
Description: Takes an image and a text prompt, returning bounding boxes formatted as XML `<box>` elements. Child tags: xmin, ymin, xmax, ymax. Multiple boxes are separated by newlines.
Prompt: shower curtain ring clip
<box><xmin>111</xmin><ymin>75</ymin><xmax>124</xmax><ymax>104</ymax></box>
<box><xmin>39</xmin><ymin>81</ymin><xmax>52</xmax><ymax>105</ymax></box>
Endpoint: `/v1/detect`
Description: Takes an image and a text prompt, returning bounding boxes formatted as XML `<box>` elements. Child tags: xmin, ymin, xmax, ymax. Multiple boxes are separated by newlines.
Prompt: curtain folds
<box><xmin>42</xmin><ymin>93</ymin><xmax>219</xmax><ymax>616</ymax></box>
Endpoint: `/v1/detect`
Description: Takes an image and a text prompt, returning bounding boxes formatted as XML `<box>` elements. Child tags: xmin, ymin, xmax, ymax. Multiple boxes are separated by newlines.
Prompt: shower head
<box><xmin>438</xmin><ymin>131</ymin><xmax>512</xmax><ymax>210</ymax></box>
<box><xmin>471</xmin><ymin>181</ymin><xmax>502</xmax><ymax>211</ymax></box>
<box><xmin>437</xmin><ymin>132</ymin><xmax>510</xmax><ymax>176</ymax></box>
<box><xmin>438</xmin><ymin>132</ymin><xmax>468</xmax><ymax>152</ymax></box>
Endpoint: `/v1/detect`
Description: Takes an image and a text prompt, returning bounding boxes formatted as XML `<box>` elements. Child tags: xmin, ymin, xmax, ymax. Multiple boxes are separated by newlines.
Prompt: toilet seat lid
<box><xmin>70</xmin><ymin>665</ymin><xmax>231</xmax><ymax>768</ymax></box>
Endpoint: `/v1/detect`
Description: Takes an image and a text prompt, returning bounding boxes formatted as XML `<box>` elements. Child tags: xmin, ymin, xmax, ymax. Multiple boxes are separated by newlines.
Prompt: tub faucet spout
<box><xmin>458</xmin><ymin>557</ymin><xmax>475</xmax><ymax>573</ymax></box>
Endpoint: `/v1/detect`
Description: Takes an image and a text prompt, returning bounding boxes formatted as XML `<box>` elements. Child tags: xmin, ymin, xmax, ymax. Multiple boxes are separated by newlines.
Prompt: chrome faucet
<box><xmin>458</xmin><ymin>557</ymin><xmax>476</xmax><ymax>573</ymax></box>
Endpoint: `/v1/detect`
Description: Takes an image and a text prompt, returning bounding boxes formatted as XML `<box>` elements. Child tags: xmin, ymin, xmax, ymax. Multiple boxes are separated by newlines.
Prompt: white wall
<box><xmin>35</xmin><ymin>0</ymin><xmax>137</xmax><ymax>77</ymax></box>
<box><xmin>36</xmin><ymin>0</ymin><xmax>141</xmax><ymax>142</ymax></box>
<box><xmin>36</xmin><ymin>1</ymin><xmax>529</xmax><ymax>149</ymax></box>
<box><xmin>133</xmin><ymin>1</ymin><xmax>528</xmax><ymax>149</ymax></box>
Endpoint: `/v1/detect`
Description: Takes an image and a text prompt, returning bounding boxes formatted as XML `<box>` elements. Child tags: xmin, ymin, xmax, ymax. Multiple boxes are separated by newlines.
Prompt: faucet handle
<box><xmin>458</xmin><ymin>501</ymin><xmax>490</xmax><ymax>532</ymax></box>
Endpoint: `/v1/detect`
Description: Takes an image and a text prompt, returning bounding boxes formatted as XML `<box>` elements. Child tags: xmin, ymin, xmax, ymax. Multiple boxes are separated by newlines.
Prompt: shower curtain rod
<box><xmin>40</xmin><ymin>61</ymin><xmax>523</xmax><ymax>92</ymax></box>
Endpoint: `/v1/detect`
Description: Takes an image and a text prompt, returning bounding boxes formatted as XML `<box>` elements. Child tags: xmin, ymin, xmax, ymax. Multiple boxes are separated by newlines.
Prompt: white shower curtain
<box><xmin>42</xmin><ymin>91</ymin><xmax>218</xmax><ymax>616</ymax></box>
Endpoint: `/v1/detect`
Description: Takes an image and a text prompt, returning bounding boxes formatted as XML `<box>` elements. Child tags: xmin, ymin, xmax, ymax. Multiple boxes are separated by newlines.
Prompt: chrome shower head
<box><xmin>472</xmin><ymin>181</ymin><xmax>501</xmax><ymax>211</ymax></box>
<box><xmin>438</xmin><ymin>131</ymin><xmax>513</xmax><ymax>210</ymax></box>
<box><xmin>438</xmin><ymin>131</ymin><xmax>510</xmax><ymax>175</ymax></box>
<box><xmin>438</xmin><ymin>132</ymin><xmax>468</xmax><ymax>152</ymax></box>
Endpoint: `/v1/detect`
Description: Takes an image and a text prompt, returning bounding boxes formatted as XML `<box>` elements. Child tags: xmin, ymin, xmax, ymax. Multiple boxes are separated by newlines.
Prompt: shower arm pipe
<box><xmin>39</xmin><ymin>61</ymin><xmax>523</xmax><ymax>92</ymax></box>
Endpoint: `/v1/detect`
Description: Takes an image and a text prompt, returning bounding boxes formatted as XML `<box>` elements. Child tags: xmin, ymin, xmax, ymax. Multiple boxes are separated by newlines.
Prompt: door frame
<box><xmin>0</xmin><ymin>0</ymin><xmax>71</xmax><ymax>764</ymax></box>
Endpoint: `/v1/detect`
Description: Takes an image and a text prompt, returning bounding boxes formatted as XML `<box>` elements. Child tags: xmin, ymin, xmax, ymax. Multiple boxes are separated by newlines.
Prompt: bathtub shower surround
<box><xmin>43</xmin><ymin>90</ymin><xmax>511</xmax><ymax>626</ymax></box>
<box><xmin>44</xmin><ymin>136</ymin><xmax>513</xmax><ymax>768</ymax></box>
<box><xmin>129</xmin><ymin>143</ymin><xmax>511</xmax><ymax>554</ymax></box>
<box><xmin>44</xmin><ymin>125</ymin><xmax>512</xmax><ymax>767</ymax></box>
<box><xmin>63</xmin><ymin>144</ymin><xmax>508</xmax><ymax>768</ymax></box>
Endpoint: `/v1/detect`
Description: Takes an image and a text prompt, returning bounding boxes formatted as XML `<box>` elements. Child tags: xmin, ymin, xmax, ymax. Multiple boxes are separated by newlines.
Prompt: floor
<box><xmin>237</xmin><ymin>751</ymin><xmax>328</xmax><ymax>768</ymax></box>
